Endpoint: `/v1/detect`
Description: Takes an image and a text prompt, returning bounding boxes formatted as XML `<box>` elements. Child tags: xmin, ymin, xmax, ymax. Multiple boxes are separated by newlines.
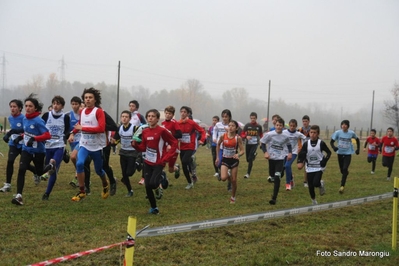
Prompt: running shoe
<box><xmin>319</xmin><ymin>180</ymin><xmax>325</xmax><ymax>196</ymax></box>
<box><xmin>185</xmin><ymin>183</ymin><xmax>194</xmax><ymax>190</ymax></box>
<box><xmin>230</xmin><ymin>196</ymin><xmax>236</xmax><ymax>204</ymax></box>
<box><xmin>43</xmin><ymin>161</ymin><xmax>55</xmax><ymax>175</ymax></box>
<box><xmin>285</xmin><ymin>184</ymin><xmax>291</xmax><ymax>191</ymax></box>
<box><xmin>370</xmin><ymin>171</ymin><xmax>374</xmax><ymax>174</ymax></box>
<box><xmin>149</xmin><ymin>207</ymin><xmax>159</xmax><ymax>215</ymax></box>
<box><xmin>72</xmin><ymin>191</ymin><xmax>86</xmax><ymax>202</ymax></box>
<box><xmin>213</xmin><ymin>173</ymin><xmax>219</xmax><ymax>177</ymax></box>
<box><xmin>69</xmin><ymin>177</ymin><xmax>78</xmax><ymax>188</ymax></box>
<box><xmin>0</xmin><ymin>183</ymin><xmax>11</xmax><ymax>192</ymax></box>
<box><xmin>155</xmin><ymin>187</ymin><xmax>163</xmax><ymax>200</ymax></box>
<box><xmin>267</xmin><ymin>176</ymin><xmax>274</xmax><ymax>183</ymax></box>
<box><xmin>192</xmin><ymin>174</ymin><xmax>198</xmax><ymax>184</ymax></box>
<box><xmin>269</xmin><ymin>198</ymin><xmax>276</xmax><ymax>205</ymax></box>
<box><xmin>138</xmin><ymin>178</ymin><xmax>145</xmax><ymax>185</ymax></box>
<box><xmin>339</xmin><ymin>186</ymin><xmax>345</xmax><ymax>194</ymax></box>
<box><xmin>303</xmin><ymin>182</ymin><xmax>308</xmax><ymax>188</ymax></box>
<box><xmin>33</xmin><ymin>175</ymin><xmax>41</xmax><ymax>185</ymax></box>
<box><xmin>244</xmin><ymin>174</ymin><xmax>250</xmax><ymax>179</ymax></box>
<box><xmin>110</xmin><ymin>183</ymin><xmax>117</xmax><ymax>196</ymax></box>
<box><xmin>312</xmin><ymin>199</ymin><xmax>318</xmax><ymax>205</ymax></box>
<box><xmin>102</xmin><ymin>183</ymin><xmax>110</xmax><ymax>199</ymax></box>
<box><xmin>12</xmin><ymin>193</ymin><xmax>23</xmax><ymax>205</ymax></box>
<box><xmin>40</xmin><ymin>173</ymin><xmax>49</xmax><ymax>181</ymax></box>
<box><xmin>174</xmin><ymin>164</ymin><xmax>180</xmax><ymax>179</ymax></box>
<box><xmin>42</xmin><ymin>193</ymin><xmax>49</xmax><ymax>201</ymax></box>
<box><xmin>126</xmin><ymin>190</ymin><xmax>134</xmax><ymax>197</ymax></box>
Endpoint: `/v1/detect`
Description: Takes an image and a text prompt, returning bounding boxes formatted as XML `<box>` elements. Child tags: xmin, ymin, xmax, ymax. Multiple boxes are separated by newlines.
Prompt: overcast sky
<box><xmin>0</xmin><ymin>0</ymin><xmax>398</xmax><ymax>113</ymax></box>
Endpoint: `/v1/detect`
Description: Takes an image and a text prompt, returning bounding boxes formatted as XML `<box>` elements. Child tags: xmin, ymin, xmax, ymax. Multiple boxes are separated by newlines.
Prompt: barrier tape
<box><xmin>137</xmin><ymin>192</ymin><xmax>392</xmax><ymax>238</ymax></box>
<box><xmin>28</xmin><ymin>192</ymin><xmax>391</xmax><ymax>265</ymax></box>
<box><xmin>28</xmin><ymin>240</ymin><xmax>135</xmax><ymax>266</ymax></box>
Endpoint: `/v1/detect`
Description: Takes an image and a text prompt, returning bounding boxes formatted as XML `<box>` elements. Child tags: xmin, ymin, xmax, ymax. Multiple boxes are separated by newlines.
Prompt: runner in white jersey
<box><xmin>297</xmin><ymin>125</ymin><xmax>331</xmax><ymax>205</ymax></box>
<box><xmin>260</xmin><ymin>117</ymin><xmax>292</xmax><ymax>205</ymax></box>
<box><xmin>282</xmin><ymin>119</ymin><xmax>306</xmax><ymax>191</ymax></box>
<box><xmin>68</xmin><ymin>87</ymin><xmax>109</xmax><ymax>202</ymax></box>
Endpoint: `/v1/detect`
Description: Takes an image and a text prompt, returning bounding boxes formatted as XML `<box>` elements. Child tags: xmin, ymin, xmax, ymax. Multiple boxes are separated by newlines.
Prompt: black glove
<box><xmin>3</xmin><ymin>134</ymin><xmax>10</xmax><ymax>143</ymax></box>
<box><xmin>26</xmin><ymin>137</ymin><xmax>35</xmax><ymax>147</ymax></box>
<box><xmin>320</xmin><ymin>157</ymin><xmax>328</xmax><ymax>167</ymax></box>
<box><xmin>355</xmin><ymin>150</ymin><xmax>359</xmax><ymax>155</ymax></box>
<box><xmin>333</xmin><ymin>147</ymin><xmax>338</xmax><ymax>152</ymax></box>
<box><xmin>13</xmin><ymin>135</ymin><xmax>23</xmax><ymax>145</ymax></box>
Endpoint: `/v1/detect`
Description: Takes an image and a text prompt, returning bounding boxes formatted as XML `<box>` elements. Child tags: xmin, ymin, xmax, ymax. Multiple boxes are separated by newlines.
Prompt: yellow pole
<box><xmin>124</xmin><ymin>216</ymin><xmax>137</xmax><ymax>266</ymax></box>
<box><xmin>393</xmin><ymin>177</ymin><xmax>398</xmax><ymax>251</ymax></box>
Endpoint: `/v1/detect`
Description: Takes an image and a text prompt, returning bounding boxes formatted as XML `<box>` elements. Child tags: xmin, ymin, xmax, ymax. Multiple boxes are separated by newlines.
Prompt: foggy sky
<box><xmin>0</xmin><ymin>0</ymin><xmax>398</xmax><ymax>113</ymax></box>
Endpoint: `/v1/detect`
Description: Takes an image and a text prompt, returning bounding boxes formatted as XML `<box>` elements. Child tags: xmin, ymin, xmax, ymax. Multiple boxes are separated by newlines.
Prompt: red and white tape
<box><xmin>28</xmin><ymin>240</ymin><xmax>134</xmax><ymax>266</ymax></box>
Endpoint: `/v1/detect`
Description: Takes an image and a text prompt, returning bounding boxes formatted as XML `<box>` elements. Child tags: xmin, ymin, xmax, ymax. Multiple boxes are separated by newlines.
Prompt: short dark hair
<box><xmin>310</xmin><ymin>125</ymin><xmax>320</xmax><ymax>134</ymax></box>
<box><xmin>221</xmin><ymin>109</ymin><xmax>232</xmax><ymax>120</ymax></box>
<box><xmin>70</xmin><ymin>96</ymin><xmax>82</xmax><ymax>104</ymax></box>
<box><xmin>9</xmin><ymin>99</ymin><xmax>23</xmax><ymax>111</ymax></box>
<box><xmin>250</xmin><ymin>112</ymin><xmax>257</xmax><ymax>118</ymax></box>
<box><xmin>146</xmin><ymin>109</ymin><xmax>160</xmax><ymax>119</ymax></box>
<box><xmin>341</xmin><ymin>120</ymin><xmax>350</xmax><ymax>128</ymax></box>
<box><xmin>129</xmin><ymin>100</ymin><xmax>140</xmax><ymax>109</ymax></box>
<box><xmin>289</xmin><ymin>119</ymin><xmax>297</xmax><ymax>127</ymax></box>
<box><xmin>52</xmin><ymin>95</ymin><xmax>65</xmax><ymax>107</ymax></box>
<box><xmin>276</xmin><ymin>117</ymin><xmax>285</xmax><ymax>126</ymax></box>
<box><xmin>302</xmin><ymin>115</ymin><xmax>310</xmax><ymax>121</ymax></box>
<box><xmin>121</xmin><ymin>110</ymin><xmax>131</xmax><ymax>119</ymax></box>
<box><xmin>213</xmin><ymin>115</ymin><xmax>220</xmax><ymax>121</ymax></box>
<box><xmin>370</xmin><ymin>129</ymin><xmax>376</xmax><ymax>134</ymax></box>
<box><xmin>387</xmin><ymin>127</ymin><xmax>394</xmax><ymax>132</ymax></box>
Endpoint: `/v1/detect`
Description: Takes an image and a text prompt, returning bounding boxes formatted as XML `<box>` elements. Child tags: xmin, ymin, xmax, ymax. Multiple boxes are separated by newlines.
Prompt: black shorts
<box><xmin>221</xmin><ymin>157</ymin><xmax>239</xmax><ymax>169</ymax></box>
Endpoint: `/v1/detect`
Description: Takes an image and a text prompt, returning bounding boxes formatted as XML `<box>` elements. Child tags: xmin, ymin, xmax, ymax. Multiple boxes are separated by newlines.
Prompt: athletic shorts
<box><xmin>221</xmin><ymin>157</ymin><xmax>239</xmax><ymax>169</ymax></box>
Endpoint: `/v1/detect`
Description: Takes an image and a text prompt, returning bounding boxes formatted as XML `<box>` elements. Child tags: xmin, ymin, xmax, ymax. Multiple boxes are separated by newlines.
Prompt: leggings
<box><xmin>16</xmin><ymin>151</ymin><xmax>45</xmax><ymax>194</ymax></box>
<box><xmin>44</xmin><ymin>147</ymin><xmax>64</xmax><ymax>195</ymax></box>
<box><xmin>180</xmin><ymin>150</ymin><xmax>194</xmax><ymax>184</ymax></box>
<box><xmin>120</xmin><ymin>154</ymin><xmax>137</xmax><ymax>191</ymax></box>
<box><xmin>269</xmin><ymin>159</ymin><xmax>284</xmax><ymax>200</ymax></box>
<box><xmin>143</xmin><ymin>163</ymin><xmax>163</xmax><ymax>208</ymax></box>
<box><xmin>307</xmin><ymin>171</ymin><xmax>323</xmax><ymax>199</ymax></box>
<box><xmin>382</xmin><ymin>156</ymin><xmax>395</xmax><ymax>178</ymax></box>
<box><xmin>6</xmin><ymin>145</ymin><xmax>36</xmax><ymax>184</ymax></box>
<box><xmin>337</xmin><ymin>154</ymin><xmax>351</xmax><ymax>186</ymax></box>
<box><xmin>245</xmin><ymin>144</ymin><xmax>258</xmax><ymax>175</ymax></box>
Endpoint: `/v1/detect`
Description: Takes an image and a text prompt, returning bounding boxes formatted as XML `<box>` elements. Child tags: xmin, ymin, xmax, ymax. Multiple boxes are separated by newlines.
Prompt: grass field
<box><xmin>0</xmin><ymin>139</ymin><xmax>398</xmax><ymax>265</ymax></box>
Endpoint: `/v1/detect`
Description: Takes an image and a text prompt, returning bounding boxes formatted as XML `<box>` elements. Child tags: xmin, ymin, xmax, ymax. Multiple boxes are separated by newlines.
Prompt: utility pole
<box><xmin>370</xmin><ymin>90</ymin><xmax>375</xmax><ymax>130</ymax></box>
<box><xmin>116</xmin><ymin>61</ymin><xmax>120</xmax><ymax>124</ymax></box>
<box><xmin>1</xmin><ymin>53</ymin><xmax>7</xmax><ymax>114</ymax></box>
<box><xmin>59</xmin><ymin>55</ymin><xmax>66</xmax><ymax>88</ymax></box>
<box><xmin>266</xmin><ymin>80</ymin><xmax>271</xmax><ymax>131</ymax></box>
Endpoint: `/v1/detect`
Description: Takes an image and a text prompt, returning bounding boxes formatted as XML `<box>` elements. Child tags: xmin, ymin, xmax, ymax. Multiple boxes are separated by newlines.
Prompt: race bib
<box><xmin>145</xmin><ymin>147</ymin><xmax>157</xmax><ymax>163</ymax></box>
<box><xmin>180</xmin><ymin>133</ymin><xmax>191</xmax><ymax>143</ymax></box>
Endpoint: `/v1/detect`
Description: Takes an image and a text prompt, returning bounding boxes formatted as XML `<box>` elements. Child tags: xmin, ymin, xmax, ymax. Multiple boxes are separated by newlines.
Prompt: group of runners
<box><xmin>1</xmin><ymin>88</ymin><xmax>398</xmax><ymax>212</ymax></box>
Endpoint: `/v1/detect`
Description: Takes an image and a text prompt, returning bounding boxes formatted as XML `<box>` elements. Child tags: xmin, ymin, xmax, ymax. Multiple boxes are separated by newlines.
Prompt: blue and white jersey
<box><xmin>212</xmin><ymin>121</ymin><xmax>229</xmax><ymax>149</ymax></box>
<box><xmin>22</xmin><ymin>116</ymin><xmax>48</xmax><ymax>154</ymax></box>
<box><xmin>45</xmin><ymin>112</ymin><xmax>65</xmax><ymax>149</ymax></box>
<box><xmin>7</xmin><ymin>113</ymin><xmax>24</xmax><ymax>148</ymax></box>
<box><xmin>69</xmin><ymin>111</ymin><xmax>81</xmax><ymax>144</ymax></box>
<box><xmin>331</xmin><ymin>129</ymin><xmax>358</xmax><ymax>155</ymax></box>
<box><xmin>119</xmin><ymin>124</ymin><xmax>135</xmax><ymax>151</ymax></box>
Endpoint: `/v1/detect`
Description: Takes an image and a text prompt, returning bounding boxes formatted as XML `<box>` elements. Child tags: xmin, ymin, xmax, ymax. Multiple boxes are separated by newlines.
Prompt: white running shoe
<box><xmin>319</xmin><ymin>180</ymin><xmax>325</xmax><ymax>196</ymax></box>
<box><xmin>0</xmin><ymin>183</ymin><xmax>11</xmax><ymax>192</ymax></box>
<box><xmin>213</xmin><ymin>173</ymin><xmax>219</xmax><ymax>177</ymax></box>
<box><xmin>312</xmin><ymin>199</ymin><xmax>318</xmax><ymax>205</ymax></box>
<box><xmin>185</xmin><ymin>183</ymin><xmax>194</xmax><ymax>190</ymax></box>
<box><xmin>244</xmin><ymin>174</ymin><xmax>250</xmax><ymax>179</ymax></box>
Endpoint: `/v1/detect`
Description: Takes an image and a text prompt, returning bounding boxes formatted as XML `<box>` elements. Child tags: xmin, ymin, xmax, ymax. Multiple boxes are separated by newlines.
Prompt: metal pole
<box><xmin>370</xmin><ymin>90</ymin><xmax>375</xmax><ymax>130</ymax></box>
<box><xmin>116</xmin><ymin>61</ymin><xmax>120</xmax><ymax>124</ymax></box>
<box><xmin>266</xmin><ymin>80</ymin><xmax>271</xmax><ymax>131</ymax></box>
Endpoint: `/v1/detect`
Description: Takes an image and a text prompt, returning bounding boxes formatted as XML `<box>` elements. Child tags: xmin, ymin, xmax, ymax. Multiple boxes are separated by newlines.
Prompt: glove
<box><xmin>355</xmin><ymin>150</ymin><xmax>359</xmax><ymax>155</ymax></box>
<box><xmin>3</xmin><ymin>134</ymin><xmax>10</xmax><ymax>143</ymax></box>
<box><xmin>320</xmin><ymin>158</ymin><xmax>327</xmax><ymax>167</ymax></box>
<box><xmin>13</xmin><ymin>135</ymin><xmax>23</xmax><ymax>145</ymax></box>
<box><xmin>26</xmin><ymin>137</ymin><xmax>35</xmax><ymax>147</ymax></box>
<box><xmin>333</xmin><ymin>147</ymin><xmax>338</xmax><ymax>152</ymax></box>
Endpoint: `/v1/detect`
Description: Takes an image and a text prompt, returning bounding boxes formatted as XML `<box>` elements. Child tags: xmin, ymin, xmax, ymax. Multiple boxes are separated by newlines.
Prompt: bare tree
<box><xmin>383</xmin><ymin>83</ymin><xmax>399</xmax><ymax>132</ymax></box>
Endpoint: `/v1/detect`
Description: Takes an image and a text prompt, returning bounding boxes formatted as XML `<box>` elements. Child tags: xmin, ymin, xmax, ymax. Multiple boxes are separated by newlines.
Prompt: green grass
<box><xmin>0</xmin><ymin>139</ymin><xmax>398</xmax><ymax>265</ymax></box>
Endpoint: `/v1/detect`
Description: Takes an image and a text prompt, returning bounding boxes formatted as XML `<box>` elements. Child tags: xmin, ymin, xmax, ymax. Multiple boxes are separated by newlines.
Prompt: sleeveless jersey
<box><xmin>69</xmin><ymin>111</ymin><xmax>81</xmax><ymax>143</ymax></box>
<box><xmin>79</xmin><ymin>107</ymin><xmax>106</xmax><ymax>151</ymax></box>
<box><xmin>119</xmin><ymin>124</ymin><xmax>135</xmax><ymax>151</ymax></box>
<box><xmin>222</xmin><ymin>133</ymin><xmax>238</xmax><ymax>158</ymax></box>
<box><xmin>45</xmin><ymin>112</ymin><xmax>65</xmax><ymax>149</ymax></box>
<box><xmin>305</xmin><ymin>139</ymin><xmax>325</xmax><ymax>173</ymax></box>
